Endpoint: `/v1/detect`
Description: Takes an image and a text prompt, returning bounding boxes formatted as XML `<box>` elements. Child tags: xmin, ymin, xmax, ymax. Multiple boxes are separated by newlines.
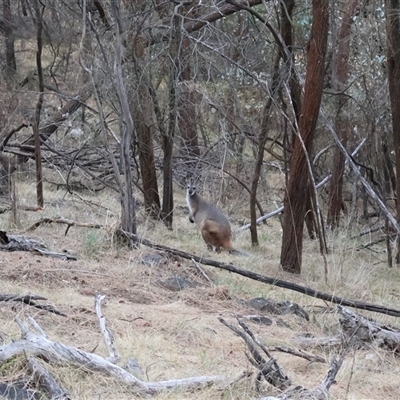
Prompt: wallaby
<box><xmin>186</xmin><ymin>182</ymin><xmax>248</xmax><ymax>255</ymax></box>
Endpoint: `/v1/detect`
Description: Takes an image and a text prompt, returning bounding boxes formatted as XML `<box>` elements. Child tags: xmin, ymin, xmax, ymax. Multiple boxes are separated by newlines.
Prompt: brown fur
<box><xmin>186</xmin><ymin>182</ymin><xmax>232</xmax><ymax>252</ymax></box>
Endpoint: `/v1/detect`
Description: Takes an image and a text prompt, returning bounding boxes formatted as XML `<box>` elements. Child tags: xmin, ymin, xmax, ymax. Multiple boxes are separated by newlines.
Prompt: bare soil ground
<box><xmin>1</xmin><ymin>180</ymin><xmax>400</xmax><ymax>399</ymax></box>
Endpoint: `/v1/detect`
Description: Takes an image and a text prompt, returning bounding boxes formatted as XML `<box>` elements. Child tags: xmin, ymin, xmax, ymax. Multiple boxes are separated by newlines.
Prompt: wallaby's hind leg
<box><xmin>200</xmin><ymin>219</ymin><xmax>231</xmax><ymax>251</ymax></box>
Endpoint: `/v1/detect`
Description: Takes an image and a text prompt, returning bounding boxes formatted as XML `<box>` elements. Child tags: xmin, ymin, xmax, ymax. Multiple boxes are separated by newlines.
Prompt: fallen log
<box><xmin>117</xmin><ymin>229</ymin><xmax>400</xmax><ymax>318</ymax></box>
<box><xmin>0</xmin><ymin>316</ymin><xmax>235</xmax><ymax>396</ymax></box>
<box><xmin>339</xmin><ymin>306</ymin><xmax>400</xmax><ymax>352</ymax></box>
<box><xmin>0</xmin><ymin>230</ymin><xmax>76</xmax><ymax>261</ymax></box>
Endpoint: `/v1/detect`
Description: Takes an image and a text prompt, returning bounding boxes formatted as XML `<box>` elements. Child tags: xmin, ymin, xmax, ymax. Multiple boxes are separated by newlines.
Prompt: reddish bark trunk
<box><xmin>327</xmin><ymin>0</ymin><xmax>359</xmax><ymax>230</ymax></box>
<box><xmin>280</xmin><ymin>0</ymin><xmax>329</xmax><ymax>274</ymax></box>
<box><xmin>386</xmin><ymin>0</ymin><xmax>400</xmax><ymax>263</ymax></box>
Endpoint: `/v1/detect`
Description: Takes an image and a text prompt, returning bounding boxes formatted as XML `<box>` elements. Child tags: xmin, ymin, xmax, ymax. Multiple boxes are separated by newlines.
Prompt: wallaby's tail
<box><xmin>229</xmin><ymin>248</ymin><xmax>251</xmax><ymax>257</ymax></box>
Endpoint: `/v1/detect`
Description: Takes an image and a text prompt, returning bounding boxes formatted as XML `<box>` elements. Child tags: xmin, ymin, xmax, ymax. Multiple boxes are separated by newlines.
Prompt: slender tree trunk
<box><xmin>280</xmin><ymin>0</ymin><xmax>329</xmax><ymax>274</ymax></box>
<box><xmin>3</xmin><ymin>0</ymin><xmax>16</xmax><ymax>83</ymax></box>
<box><xmin>282</xmin><ymin>0</ymin><xmax>316</xmax><ymax>239</ymax></box>
<box><xmin>178</xmin><ymin>35</ymin><xmax>200</xmax><ymax>177</ymax></box>
<box><xmin>161</xmin><ymin>5</ymin><xmax>188</xmax><ymax>229</ymax></box>
<box><xmin>281</xmin><ymin>0</ymin><xmax>302</xmax><ymax>123</ymax></box>
<box><xmin>33</xmin><ymin>0</ymin><xmax>44</xmax><ymax>208</ymax></box>
<box><xmin>327</xmin><ymin>0</ymin><xmax>359</xmax><ymax>230</ymax></box>
<box><xmin>386</xmin><ymin>0</ymin><xmax>400</xmax><ymax>263</ymax></box>
<box><xmin>112</xmin><ymin>0</ymin><xmax>136</xmax><ymax>235</ymax></box>
<box><xmin>250</xmin><ymin>53</ymin><xmax>281</xmax><ymax>246</ymax></box>
<box><xmin>132</xmin><ymin>37</ymin><xmax>161</xmax><ymax>218</ymax></box>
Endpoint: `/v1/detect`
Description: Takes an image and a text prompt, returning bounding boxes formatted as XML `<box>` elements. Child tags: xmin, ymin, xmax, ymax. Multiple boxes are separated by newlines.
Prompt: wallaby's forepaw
<box><xmin>189</xmin><ymin>216</ymin><xmax>194</xmax><ymax>223</ymax></box>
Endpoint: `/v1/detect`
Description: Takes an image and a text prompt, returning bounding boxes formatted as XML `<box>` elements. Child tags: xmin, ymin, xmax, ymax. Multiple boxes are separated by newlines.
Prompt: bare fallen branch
<box><xmin>26</xmin><ymin>217</ymin><xmax>104</xmax><ymax>234</ymax></box>
<box><xmin>267</xmin><ymin>345</ymin><xmax>326</xmax><ymax>364</ymax></box>
<box><xmin>117</xmin><ymin>229</ymin><xmax>400</xmax><ymax>318</ymax></box>
<box><xmin>0</xmin><ymin>318</ymin><xmax>232</xmax><ymax>395</ymax></box>
<box><xmin>294</xmin><ymin>335</ymin><xmax>342</xmax><ymax>349</ymax></box>
<box><xmin>0</xmin><ymin>293</ymin><xmax>46</xmax><ymax>302</ymax></box>
<box><xmin>0</xmin><ymin>293</ymin><xmax>66</xmax><ymax>317</ymax></box>
<box><xmin>0</xmin><ymin>230</ymin><xmax>76</xmax><ymax>261</ymax></box>
<box><xmin>94</xmin><ymin>292</ymin><xmax>120</xmax><ymax>363</ymax></box>
<box><xmin>221</xmin><ymin>316</ymin><xmax>349</xmax><ymax>400</ymax></box>
<box><xmin>27</xmin><ymin>357</ymin><xmax>71</xmax><ymax>400</ymax></box>
<box><xmin>219</xmin><ymin>317</ymin><xmax>291</xmax><ymax>391</ymax></box>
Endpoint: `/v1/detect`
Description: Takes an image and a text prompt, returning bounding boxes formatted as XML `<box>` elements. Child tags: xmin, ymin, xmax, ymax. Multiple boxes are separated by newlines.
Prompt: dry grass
<box><xmin>1</xmin><ymin>172</ymin><xmax>400</xmax><ymax>399</ymax></box>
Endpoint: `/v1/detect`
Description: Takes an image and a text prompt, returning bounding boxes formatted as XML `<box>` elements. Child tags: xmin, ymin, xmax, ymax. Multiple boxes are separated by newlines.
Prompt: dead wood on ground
<box><xmin>117</xmin><ymin>229</ymin><xmax>400</xmax><ymax>318</ymax></box>
<box><xmin>27</xmin><ymin>357</ymin><xmax>71</xmax><ymax>400</ymax></box>
<box><xmin>220</xmin><ymin>316</ymin><xmax>349</xmax><ymax>399</ymax></box>
<box><xmin>0</xmin><ymin>294</ymin><xmax>241</xmax><ymax>397</ymax></box>
<box><xmin>0</xmin><ymin>230</ymin><xmax>77</xmax><ymax>260</ymax></box>
<box><xmin>18</xmin><ymin>220</ymin><xmax>400</xmax><ymax>318</ymax></box>
<box><xmin>339</xmin><ymin>306</ymin><xmax>400</xmax><ymax>352</ymax></box>
<box><xmin>25</xmin><ymin>217</ymin><xmax>104</xmax><ymax>234</ymax></box>
<box><xmin>0</xmin><ymin>293</ymin><xmax>66</xmax><ymax>317</ymax></box>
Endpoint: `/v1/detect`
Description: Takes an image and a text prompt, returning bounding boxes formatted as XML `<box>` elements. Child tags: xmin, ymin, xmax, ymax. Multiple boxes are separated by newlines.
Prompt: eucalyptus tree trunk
<box><xmin>112</xmin><ymin>1</ymin><xmax>136</xmax><ymax>235</ymax></box>
<box><xmin>386</xmin><ymin>0</ymin><xmax>400</xmax><ymax>263</ymax></box>
<box><xmin>280</xmin><ymin>0</ymin><xmax>329</xmax><ymax>274</ymax></box>
<box><xmin>32</xmin><ymin>0</ymin><xmax>44</xmax><ymax>209</ymax></box>
<box><xmin>327</xmin><ymin>0</ymin><xmax>359</xmax><ymax>230</ymax></box>
<box><xmin>132</xmin><ymin>32</ymin><xmax>161</xmax><ymax>219</ymax></box>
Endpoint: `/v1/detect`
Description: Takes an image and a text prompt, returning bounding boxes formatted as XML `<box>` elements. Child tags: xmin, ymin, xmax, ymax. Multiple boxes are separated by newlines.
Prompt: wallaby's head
<box><xmin>186</xmin><ymin>180</ymin><xmax>197</xmax><ymax>197</ymax></box>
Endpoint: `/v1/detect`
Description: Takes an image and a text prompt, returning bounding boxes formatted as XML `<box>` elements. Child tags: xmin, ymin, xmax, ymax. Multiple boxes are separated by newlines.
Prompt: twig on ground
<box><xmin>191</xmin><ymin>258</ymin><xmax>214</xmax><ymax>285</ymax></box>
<box><xmin>267</xmin><ymin>345</ymin><xmax>326</xmax><ymax>364</ymax></box>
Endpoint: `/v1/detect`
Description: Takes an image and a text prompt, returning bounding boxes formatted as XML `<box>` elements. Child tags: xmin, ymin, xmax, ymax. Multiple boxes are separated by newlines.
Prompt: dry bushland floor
<box><xmin>1</xmin><ymin>181</ymin><xmax>400</xmax><ymax>399</ymax></box>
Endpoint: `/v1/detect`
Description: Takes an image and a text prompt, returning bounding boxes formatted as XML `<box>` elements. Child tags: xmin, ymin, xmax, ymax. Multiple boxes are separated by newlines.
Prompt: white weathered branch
<box><xmin>94</xmin><ymin>292</ymin><xmax>120</xmax><ymax>363</ymax></box>
<box><xmin>0</xmin><ymin>318</ymin><xmax>230</xmax><ymax>395</ymax></box>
